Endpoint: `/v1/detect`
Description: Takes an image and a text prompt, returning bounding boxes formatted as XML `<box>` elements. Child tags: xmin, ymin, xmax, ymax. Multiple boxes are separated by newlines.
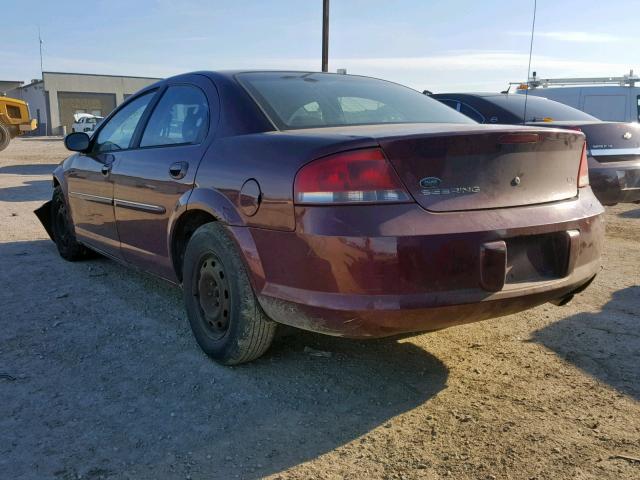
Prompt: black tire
<box><xmin>183</xmin><ymin>222</ymin><xmax>276</xmax><ymax>365</ymax></box>
<box><xmin>51</xmin><ymin>186</ymin><xmax>87</xmax><ymax>261</ymax></box>
<box><xmin>0</xmin><ymin>123</ymin><xmax>10</xmax><ymax>152</ymax></box>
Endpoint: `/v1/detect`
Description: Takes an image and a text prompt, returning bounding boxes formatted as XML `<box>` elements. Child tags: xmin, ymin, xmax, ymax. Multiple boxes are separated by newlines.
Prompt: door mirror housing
<box><xmin>64</xmin><ymin>132</ymin><xmax>91</xmax><ymax>152</ymax></box>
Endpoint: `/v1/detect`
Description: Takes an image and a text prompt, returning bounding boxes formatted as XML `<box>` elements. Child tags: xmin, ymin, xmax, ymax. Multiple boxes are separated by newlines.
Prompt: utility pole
<box><xmin>322</xmin><ymin>0</ymin><xmax>329</xmax><ymax>72</ymax></box>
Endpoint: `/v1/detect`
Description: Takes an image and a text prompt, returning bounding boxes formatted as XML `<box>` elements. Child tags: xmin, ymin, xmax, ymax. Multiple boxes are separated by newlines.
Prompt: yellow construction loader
<box><xmin>0</xmin><ymin>96</ymin><xmax>37</xmax><ymax>152</ymax></box>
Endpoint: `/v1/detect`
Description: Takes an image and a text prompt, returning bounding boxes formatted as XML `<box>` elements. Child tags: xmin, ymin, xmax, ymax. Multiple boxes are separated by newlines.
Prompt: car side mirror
<box><xmin>64</xmin><ymin>132</ymin><xmax>91</xmax><ymax>152</ymax></box>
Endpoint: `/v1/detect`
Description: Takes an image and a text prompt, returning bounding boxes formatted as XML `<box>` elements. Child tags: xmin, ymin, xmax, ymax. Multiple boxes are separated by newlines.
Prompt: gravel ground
<box><xmin>1</xmin><ymin>137</ymin><xmax>639</xmax><ymax>480</ymax></box>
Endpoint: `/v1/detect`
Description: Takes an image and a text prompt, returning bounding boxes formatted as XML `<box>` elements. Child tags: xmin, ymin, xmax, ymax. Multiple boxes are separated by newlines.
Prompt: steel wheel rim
<box><xmin>193</xmin><ymin>253</ymin><xmax>231</xmax><ymax>340</ymax></box>
<box><xmin>54</xmin><ymin>200</ymin><xmax>70</xmax><ymax>248</ymax></box>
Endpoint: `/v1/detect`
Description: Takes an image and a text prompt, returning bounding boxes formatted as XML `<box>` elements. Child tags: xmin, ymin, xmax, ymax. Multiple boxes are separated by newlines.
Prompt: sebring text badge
<box><xmin>419</xmin><ymin>177</ymin><xmax>480</xmax><ymax>196</ymax></box>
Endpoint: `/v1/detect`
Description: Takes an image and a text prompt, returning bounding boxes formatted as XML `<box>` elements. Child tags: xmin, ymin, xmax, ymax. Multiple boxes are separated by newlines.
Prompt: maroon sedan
<box><xmin>36</xmin><ymin>71</ymin><xmax>604</xmax><ymax>364</ymax></box>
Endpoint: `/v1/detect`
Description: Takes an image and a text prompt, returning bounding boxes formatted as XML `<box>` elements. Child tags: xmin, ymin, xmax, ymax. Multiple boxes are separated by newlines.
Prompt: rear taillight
<box><xmin>578</xmin><ymin>141</ymin><xmax>589</xmax><ymax>187</ymax></box>
<box><xmin>294</xmin><ymin>148</ymin><xmax>411</xmax><ymax>204</ymax></box>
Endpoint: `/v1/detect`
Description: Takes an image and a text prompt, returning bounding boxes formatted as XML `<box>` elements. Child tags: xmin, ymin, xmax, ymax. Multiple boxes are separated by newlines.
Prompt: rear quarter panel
<box><xmin>192</xmin><ymin>132</ymin><xmax>378</xmax><ymax>231</ymax></box>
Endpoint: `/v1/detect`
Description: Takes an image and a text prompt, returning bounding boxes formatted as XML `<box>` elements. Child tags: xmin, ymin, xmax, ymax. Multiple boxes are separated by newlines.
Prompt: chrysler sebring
<box><xmin>35</xmin><ymin>71</ymin><xmax>604</xmax><ymax>364</ymax></box>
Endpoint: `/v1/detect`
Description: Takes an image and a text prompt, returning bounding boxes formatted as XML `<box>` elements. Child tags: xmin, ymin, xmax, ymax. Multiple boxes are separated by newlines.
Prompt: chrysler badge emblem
<box><xmin>419</xmin><ymin>177</ymin><xmax>442</xmax><ymax>188</ymax></box>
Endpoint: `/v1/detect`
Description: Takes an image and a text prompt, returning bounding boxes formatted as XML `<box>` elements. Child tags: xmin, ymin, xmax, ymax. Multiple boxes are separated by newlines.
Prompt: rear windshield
<box><xmin>490</xmin><ymin>94</ymin><xmax>598</xmax><ymax>122</ymax></box>
<box><xmin>237</xmin><ymin>72</ymin><xmax>475</xmax><ymax>129</ymax></box>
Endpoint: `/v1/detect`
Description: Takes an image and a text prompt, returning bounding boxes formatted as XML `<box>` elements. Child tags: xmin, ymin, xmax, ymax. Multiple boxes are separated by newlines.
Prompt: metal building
<box><xmin>0</xmin><ymin>80</ymin><xmax>25</xmax><ymax>95</ymax></box>
<box><xmin>7</xmin><ymin>72</ymin><xmax>160</xmax><ymax>135</ymax></box>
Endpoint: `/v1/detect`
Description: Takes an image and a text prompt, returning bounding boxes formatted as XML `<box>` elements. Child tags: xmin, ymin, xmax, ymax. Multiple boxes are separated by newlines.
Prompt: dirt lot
<box><xmin>1</xmin><ymin>137</ymin><xmax>638</xmax><ymax>480</ymax></box>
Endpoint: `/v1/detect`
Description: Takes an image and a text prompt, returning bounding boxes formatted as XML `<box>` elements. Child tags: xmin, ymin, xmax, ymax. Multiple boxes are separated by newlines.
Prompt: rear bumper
<box><xmin>243</xmin><ymin>189</ymin><xmax>604</xmax><ymax>338</ymax></box>
<box><xmin>589</xmin><ymin>156</ymin><xmax>640</xmax><ymax>205</ymax></box>
<box><xmin>18</xmin><ymin>119</ymin><xmax>38</xmax><ymax>132</ymax></box>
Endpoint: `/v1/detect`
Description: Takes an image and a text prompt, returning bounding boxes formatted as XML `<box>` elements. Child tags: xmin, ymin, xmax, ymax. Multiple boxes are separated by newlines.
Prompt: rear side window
<box><xmin>140</xmin><ymin>85</ymin><xmax>209</xmax><ymax>147</ymax></box>
<box><xmin>95</xmin><ymin>92</ymin><xmax>155</xmax><ymax>153</ymax></box>
<box><xmin>459</xmin><ymin>103</ymin><xmax>485</xmax><ymax>123</ymax></box>
<box><xmin>435</xmin><ymin>98</ymin><xmax>484</xmax><ymax>123</ymax></box>
<box><xmin>238</xmin><ymin>72</ymin><xmax>474</xmax><ymax>129</ymax></box>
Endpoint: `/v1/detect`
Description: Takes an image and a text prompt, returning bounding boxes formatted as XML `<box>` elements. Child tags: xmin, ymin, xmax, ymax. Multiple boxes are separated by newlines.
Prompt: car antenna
<box><xmin>500</xmin><ymin>85</ymin><xmax>511</xmax><ymax>95</ymax></box>
<box><xmin>422</xmin><ymin>89</ymin><xmax>433</xmax><ymax>95</ymax></box>
<box><xmin>522</xmin><ymin>0</ymin><xmax>537</xmax><ymax>124</ymax></box>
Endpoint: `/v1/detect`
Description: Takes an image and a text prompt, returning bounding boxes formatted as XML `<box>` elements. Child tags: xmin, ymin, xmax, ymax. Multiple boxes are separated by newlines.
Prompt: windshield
<box><xmin>489</xmin><ymin>94</ymin><xmax>598</xmax><ymax>122</ymax></box>
<box><xmin>237</xmin><ymin>72</ymin><xmax>475</xmax><ymax>129</ymax></box>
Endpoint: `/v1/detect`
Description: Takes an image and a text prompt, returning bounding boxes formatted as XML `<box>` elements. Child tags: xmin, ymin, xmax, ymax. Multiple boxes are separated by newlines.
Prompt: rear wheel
<box><xmin>51</xmin><ymin>186</ymin><xmax>87</xmax><ymax>261</ymax></box>
<box><xmin>182</xmin><ymin>222</ymin><xmax>276</xmax><ymax>365</ymax></box>
<box><xmin>0</xmin><ymin>123</ymin><xmax>10</xmax><ymax>152</ymax></box>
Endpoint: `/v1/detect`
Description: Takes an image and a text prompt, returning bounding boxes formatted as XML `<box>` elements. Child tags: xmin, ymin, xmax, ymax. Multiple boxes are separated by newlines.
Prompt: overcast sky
<box><xmin>1</xmin><ymin>0</ymin><xmax>638</xmax><ymax>92</ymax></box>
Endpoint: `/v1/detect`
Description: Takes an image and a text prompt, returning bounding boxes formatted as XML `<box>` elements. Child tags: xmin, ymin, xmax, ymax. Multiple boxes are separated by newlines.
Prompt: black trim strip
<box><xmin>69</xmin><ymin>191</ymin><xmax>113</xmax><ymax>205</ymax></box>
<box><xmin>114</xmin><ymin>198</ymin><xmax>166</xmax><ymax>214</ymax></box>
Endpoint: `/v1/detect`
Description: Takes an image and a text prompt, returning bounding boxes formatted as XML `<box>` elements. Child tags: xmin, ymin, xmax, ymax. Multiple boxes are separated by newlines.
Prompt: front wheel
<box><xmin>51</xmin><ymin>186</ymin><xmax>88</xmax><ymax>261</ymax></box>
<box><xmin>182</xmin><ymin>222</ymin><xmax>276</xmax><ymax>365</ymax></box>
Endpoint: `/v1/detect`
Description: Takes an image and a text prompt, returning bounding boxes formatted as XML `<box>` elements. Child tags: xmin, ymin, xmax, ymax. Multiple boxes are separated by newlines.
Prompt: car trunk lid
<box><xmin>377</xmin><ymin>127</ymin><xmax>584</xmax><ymax>212</ymax></box>
<box><xmin>528</xmin><ymin>121</ymin><xmax>640</xmax><ymax>163</ymax></box>
<box><xmin>581</xmin><ymin>122</ymin><xmax>640</xmax><ymax>163</ymax></box>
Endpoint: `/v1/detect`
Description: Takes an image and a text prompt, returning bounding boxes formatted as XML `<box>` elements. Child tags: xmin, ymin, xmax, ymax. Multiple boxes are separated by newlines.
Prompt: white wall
<box><xmin>43</xmin><ymin>72</ymin><xmax>160</xmax><ymax>134</ymax></box>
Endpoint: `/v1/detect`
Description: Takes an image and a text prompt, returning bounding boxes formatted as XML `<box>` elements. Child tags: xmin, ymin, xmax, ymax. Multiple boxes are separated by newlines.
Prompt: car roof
<box><xmin>434</xmin><ymin>92</ymin><xmax>550</xmax><ymax>100</ymax></box>
<box><xmin>432</xmin><ymin>92</ymin><xmax>499</xmax><ymax>98</ymax></box>
<box><xmin>432</xmin><ymin>92</ymin><xmax>600</xmax><ymax>122</ymax></box>
<box><xmin>431</xmin><ymin>92</ymin><xmax>589</xmax><ymax>107</ymax></box>
<box><xmin>164</xmin><ymin>70</ymin><xmax>410</xmax><ymax>87</ymax></box>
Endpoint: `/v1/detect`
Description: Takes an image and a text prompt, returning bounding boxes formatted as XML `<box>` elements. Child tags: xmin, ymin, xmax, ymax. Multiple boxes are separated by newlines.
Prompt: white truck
<box><xmin>71</xmin><ymin>113</ymin><xmax>104</xmax><ymax>135</ymax></box>
<box><xmin>514</xmin><ymin>71</ymin><xmax>640</xmax><ymax>123</ymax></box>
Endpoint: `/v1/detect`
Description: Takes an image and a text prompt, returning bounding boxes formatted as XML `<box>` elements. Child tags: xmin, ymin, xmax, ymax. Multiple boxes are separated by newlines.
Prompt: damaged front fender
<box><xmin>34</xmin><ymin>201</ymin><xmax>54</xmax><ymax>241</ymax></box>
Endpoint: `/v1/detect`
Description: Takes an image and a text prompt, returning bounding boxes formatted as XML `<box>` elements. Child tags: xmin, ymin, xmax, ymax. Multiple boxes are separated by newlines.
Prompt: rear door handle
<box><xmin>169</xmin><ymin>161</ymin><xmax>189</xmax><ymax>180</ymax></box>
<box><xmin>101</xmin><ymin>163</ymin><xmax>112</xmax><ymax>176</ymax></box>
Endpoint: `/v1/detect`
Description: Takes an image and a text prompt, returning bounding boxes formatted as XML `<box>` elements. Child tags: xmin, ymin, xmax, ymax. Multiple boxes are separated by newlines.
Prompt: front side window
<box><xmin>338</xmin><ymin>96</ymin><xmax>406</xmax><ymax>124</ymax></box>
<box><xmin>140</xmin><ymin>86</ymin><xmax>209</xmax><ymax>147</ymax></box>
<box><xmin>238</xmin><ymin>72</ymin><xmax>474</xmax><ymax>129</ymax></box>
<box><xmin>94</xmin><ymin>92</ymin><xmax>155</xmax><ymax>153</ymax></box>
<box><xmin>288</xmin><ymin>101</ymin><xmax>323</xmax><ymax>127</ymax></box>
